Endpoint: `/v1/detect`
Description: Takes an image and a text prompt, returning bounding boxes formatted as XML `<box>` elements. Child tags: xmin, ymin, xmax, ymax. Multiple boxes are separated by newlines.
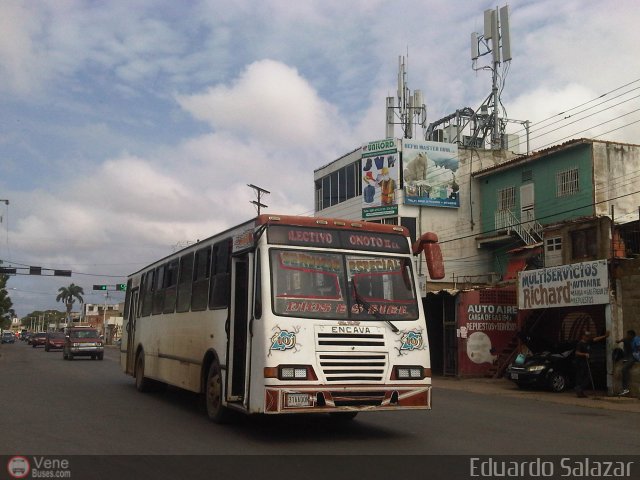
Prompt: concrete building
<box><xmin>83</xmin><ymin>302</ymin><xmax>124</xmax><ymax>343</ymax></box>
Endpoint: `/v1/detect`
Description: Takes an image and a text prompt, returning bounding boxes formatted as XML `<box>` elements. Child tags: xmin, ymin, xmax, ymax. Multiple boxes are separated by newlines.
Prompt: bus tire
<box><xmin>135</xmin><ymin>351</ymin><xmax>153</xmax><ymax>393</ymax></box>
<box><xmin>205</xmin><ymin>361</ymin><xmax>230</xmax><ymax>423</ymax></box>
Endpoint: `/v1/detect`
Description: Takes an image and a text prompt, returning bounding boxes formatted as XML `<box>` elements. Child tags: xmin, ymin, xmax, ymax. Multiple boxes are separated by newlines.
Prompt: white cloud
<box><xmin>176</xmin><ymin>60</ymin><xmax>350</xmax><ymax>149</ymax></box>
<box><xmin>0</xmin><ymin>1</ymin><xmax>47</xmax><ymax>95</ymax></box>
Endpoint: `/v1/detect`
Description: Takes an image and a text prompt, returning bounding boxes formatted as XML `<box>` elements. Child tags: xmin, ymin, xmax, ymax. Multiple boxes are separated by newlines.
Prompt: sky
<box><xmin>1</xmin><ymin>0</ymin><xmax>639</xmax><ymax>318</ymax></box>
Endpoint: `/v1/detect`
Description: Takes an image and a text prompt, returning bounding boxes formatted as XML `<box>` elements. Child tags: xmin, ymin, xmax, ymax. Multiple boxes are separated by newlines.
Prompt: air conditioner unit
<box><xmin>443</xmin><ymin>125</ymin><xmax>458</xmax><ymax>143</ymax></box>
<box><xmin>502</xmin><ymin>133</ymin><xmax>520</xmax><ymax>153</ymax></box>
<box><xmin>463</xmin><ymin>135</ymin><xmax>484</xmax><ymax>148</ymax></box>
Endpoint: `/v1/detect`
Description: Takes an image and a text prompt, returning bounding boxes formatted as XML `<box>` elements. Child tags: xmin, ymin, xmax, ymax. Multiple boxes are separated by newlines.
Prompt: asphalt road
<box><xmin>1</xmin><ymin>341</ymin><xmax>639</xmax><ymax>456</ymax></box>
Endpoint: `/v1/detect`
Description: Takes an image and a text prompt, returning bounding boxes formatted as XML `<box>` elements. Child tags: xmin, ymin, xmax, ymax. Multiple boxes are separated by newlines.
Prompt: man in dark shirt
<box><xmin>574</xmin><ymin>330</ymin><xmax>609</xmax><ymax>398</ymax></box>
<box><xmin>616</xmin><ymin>330</ymin><xmax>638</xmax><ymax>396</ymax></box>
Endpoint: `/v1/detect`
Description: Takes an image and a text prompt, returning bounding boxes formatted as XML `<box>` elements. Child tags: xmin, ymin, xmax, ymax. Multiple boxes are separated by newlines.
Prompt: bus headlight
<box><xmin>263</xmin><ymin>365</ymin><xmax>318</xmax><ymax>381</ymax></box>
<box><xmin>391</xmin><ymin>366</ymin><xmax>425</xmax><ymax>380</ymax></box>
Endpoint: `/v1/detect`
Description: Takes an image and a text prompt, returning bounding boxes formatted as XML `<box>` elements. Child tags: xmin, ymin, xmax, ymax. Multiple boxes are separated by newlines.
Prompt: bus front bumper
<box><xmin>264</xmin><ymin>384</ymin><xmax>431</xmax><ymax>414</ymax></box>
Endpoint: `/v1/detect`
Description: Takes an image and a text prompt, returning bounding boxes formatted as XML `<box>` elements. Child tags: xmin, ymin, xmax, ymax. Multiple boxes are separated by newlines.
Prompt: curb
<box><xmin>434</xmin><ymin>376</ymin><xmax>640</xmax><ymax>414</ymax></box>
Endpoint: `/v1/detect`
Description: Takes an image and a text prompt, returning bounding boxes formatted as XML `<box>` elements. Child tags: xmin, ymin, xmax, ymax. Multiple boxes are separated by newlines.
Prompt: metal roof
<box><xmin>472</xmin><ymin>138</ymin><xmax>594</xmax><ymax>178</ymax></box>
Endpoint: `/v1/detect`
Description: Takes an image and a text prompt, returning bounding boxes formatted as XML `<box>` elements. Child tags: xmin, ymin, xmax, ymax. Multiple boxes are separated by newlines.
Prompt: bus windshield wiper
<box><xmin>351</xmin><ymin>282</ymin><xmax>399</xmax><ymax>333</ymax></box>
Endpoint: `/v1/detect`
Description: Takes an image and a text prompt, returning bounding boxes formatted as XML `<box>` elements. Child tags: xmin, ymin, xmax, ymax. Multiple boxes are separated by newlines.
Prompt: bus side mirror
<box><xmin>412</xmin><ymin>232</ymin><xmax>445</xmax><ymax>280</ymax></box>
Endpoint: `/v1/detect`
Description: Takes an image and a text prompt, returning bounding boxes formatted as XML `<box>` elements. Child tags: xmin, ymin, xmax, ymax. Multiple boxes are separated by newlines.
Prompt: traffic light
<box><xmin>54</xmin><ymin>269</ymin><xmax>72</xmax><ymax>277</ymax></box>
<box><xmin>93</xmin><ymin>285</ymin><xmax>108</xmax><ymax>291</ymax></box>
<box><xmin>117</xmin><ymin>283</ymin><xmax>127</xmax><ymax>291</ymax></box>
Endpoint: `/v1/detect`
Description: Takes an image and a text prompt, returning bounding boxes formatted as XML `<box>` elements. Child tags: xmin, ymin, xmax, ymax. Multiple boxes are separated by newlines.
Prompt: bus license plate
<box><xmin>286</xmin><ymin>393</ymin><xmax>311</xmax><ymax>408</ymax></box>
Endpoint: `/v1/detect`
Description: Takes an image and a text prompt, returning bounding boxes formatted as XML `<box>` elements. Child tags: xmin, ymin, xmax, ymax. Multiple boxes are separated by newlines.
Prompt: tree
<box><xmin>0</xmin><ymin>268</ymin><xmax>13</xmax><ymax>330</ymax></box>
<box><xmin>56</xmin><ymin>284</ymin><xmax>84</xmax><ymax>328</ymax></box>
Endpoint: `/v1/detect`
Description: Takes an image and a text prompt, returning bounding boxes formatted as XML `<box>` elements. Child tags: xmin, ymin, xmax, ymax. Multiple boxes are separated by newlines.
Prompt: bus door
<box><xmin>227</xmin><ymin>253</ymin><xmax>253</xmax><ymax>405</ymax></box>
<box><xmin>125</xmin><ymin>288</ymin><xmax>140</xmax><ymax>375</ymax></box>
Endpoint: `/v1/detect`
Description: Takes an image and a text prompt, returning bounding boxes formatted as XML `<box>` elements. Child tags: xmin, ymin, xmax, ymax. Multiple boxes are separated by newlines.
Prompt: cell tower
<box><xmin>425</xmin><ymin>4</ymin><xmax>529</xmax><ymax>153</ymax></box>
<box><xmin>385</xmin><ymin>56</ymin><xmax>427</xmax><ymax>139</ymax></box>
<box><xmin>471</xmin><ymin>5</ymin><xmax>512</xmax><ymax>149</ymax></box>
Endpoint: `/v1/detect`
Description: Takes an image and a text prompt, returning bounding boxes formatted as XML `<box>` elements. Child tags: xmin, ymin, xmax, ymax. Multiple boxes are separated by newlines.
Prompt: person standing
<box><xmin>574</xmin><ymin>330</ymin><xmax>609</xmax><ymax>398</ymax></box>
<box><xmin>616</xmin><ymin>330</ymin><xmax>638</xmax><ymax>396</ymax></box>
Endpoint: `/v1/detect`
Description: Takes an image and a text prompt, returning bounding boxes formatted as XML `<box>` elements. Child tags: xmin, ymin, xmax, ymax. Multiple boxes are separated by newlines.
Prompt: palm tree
<box><xmin>56</xmin><ymin>283</ymin><xmax>84</xmax><ymax>328</ymax></box>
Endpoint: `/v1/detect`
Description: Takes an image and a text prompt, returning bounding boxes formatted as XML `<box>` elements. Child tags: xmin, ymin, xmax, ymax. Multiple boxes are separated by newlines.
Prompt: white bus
<box><xmin>121</xmin><ymin>214</ymin><xmax>444</xmax><ymax>422</ymax></box>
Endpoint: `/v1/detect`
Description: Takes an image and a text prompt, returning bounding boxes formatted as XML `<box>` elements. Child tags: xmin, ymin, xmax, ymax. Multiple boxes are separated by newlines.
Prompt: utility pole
<box><xmin>92</xmin><ymin>284</ymin><xmax>126</xmax><ymax>344</ymax></box>
<box><xmin>248</xmin><ymin>184</ymin><xmax>270</xmax><ymax>215</ymax></box>
<box><xmin>103</xmin><ymin>291</ymin><xmax>109</xmax><ymax>344</ymax></box>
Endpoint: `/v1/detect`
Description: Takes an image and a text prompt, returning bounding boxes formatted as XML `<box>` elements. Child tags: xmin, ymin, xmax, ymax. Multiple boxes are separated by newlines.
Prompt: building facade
<box><xmin>314</xmin><ymin>137</ymin><xmax>640</xmax><ymax>390</ymax></box>
<box><xmin>473</xmin><ymin>139</ymin><xmax>640</xmax><ymax>392</ymax></box>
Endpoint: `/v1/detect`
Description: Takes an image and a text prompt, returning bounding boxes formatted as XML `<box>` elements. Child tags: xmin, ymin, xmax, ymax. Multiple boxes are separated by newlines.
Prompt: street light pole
<box><xmin>103</xmin><ymin>291</ymin><xmax>109</xmax><ymax>344</ymax></box>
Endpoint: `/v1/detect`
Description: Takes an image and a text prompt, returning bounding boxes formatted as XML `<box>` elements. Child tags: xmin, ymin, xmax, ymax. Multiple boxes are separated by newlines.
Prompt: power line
<box><xmin>439</xmin><ymin>187</ymin><xmax>640</xmax><ymax>246</ymax></box>
<box><xmin>529</xmin><ymin>78</ymin><xmax>640</xmax><ymax>128</ymax></box>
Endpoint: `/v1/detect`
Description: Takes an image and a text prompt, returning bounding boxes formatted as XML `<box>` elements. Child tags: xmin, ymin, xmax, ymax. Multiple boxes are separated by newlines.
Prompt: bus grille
<box><xmin>318</xmin><ymin>353</ymin><xmax>387</xmax><ymax>382</ymax></box>
<box><xmin>317</xmin><ymin>332</ymin><xmax>385</xmax><ymax>348</ymax></box>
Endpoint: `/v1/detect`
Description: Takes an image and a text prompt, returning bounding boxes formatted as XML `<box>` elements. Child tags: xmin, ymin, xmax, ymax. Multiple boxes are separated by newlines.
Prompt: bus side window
<box><xmin>163</xmin><ymin>259</ymin><xmax>179</xmax><ymax>314</ymax></box>
<box><xmin>209</xmin><ymin>239</ymin><xmax>231</xmax><ymax>309</ymax></box>
<box><xmin>176</xmin><ymin>253</ymin><xmax>194</xmax><ymax>313</ymax></box>
<box><xmin>191</xmin><ymin>246</ymin><xmax>211</xmax><ymax>311</ymax></box>
<box><xmin>152</xmin><ymin>264</ymin><xmax>165</xmax><ymax>315</ymax></box>
<box><xmin>123</xmin><ymin>279</ymin><xmax>132</xmax><ymax>321</ymax></box>
<box><xmin>141</xmin><ymin>270</ymin><xmax>154</xmax><ymax>317</ymax></box>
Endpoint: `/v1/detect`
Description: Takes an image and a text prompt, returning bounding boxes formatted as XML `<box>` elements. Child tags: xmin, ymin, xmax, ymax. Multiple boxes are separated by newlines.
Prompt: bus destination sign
<box><xmin>268</xmin><ymin>225</ymin><xmax>409</xmax><ymax>254</ymax></box>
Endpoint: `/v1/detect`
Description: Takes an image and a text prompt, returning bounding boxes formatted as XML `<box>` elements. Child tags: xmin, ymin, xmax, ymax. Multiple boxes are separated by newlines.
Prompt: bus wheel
<box><xmin>205</xmin><ymin>362</ymin><xmax>230</xmax><ymax>423</ymax></box>
<box><xmin>135</xmin><ymin>352</ymin><xmax>152</xmax><ymax>393</ymax></box>
<box><xmin>329</xmin><ymin>412</ymin><xmax>358</xmax><ymax>421</ymax></box>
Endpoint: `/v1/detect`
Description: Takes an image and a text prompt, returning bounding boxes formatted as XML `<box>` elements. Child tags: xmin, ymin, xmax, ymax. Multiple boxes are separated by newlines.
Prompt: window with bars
<box><xmin>497</xmin><ymin>186</ymin><xmax>516</xmax><ymax>211</ymax></box>
<box><xmin>556</xmin><ymin>168</ymin><xmax>579</xmax><ymax>197</ymax></box>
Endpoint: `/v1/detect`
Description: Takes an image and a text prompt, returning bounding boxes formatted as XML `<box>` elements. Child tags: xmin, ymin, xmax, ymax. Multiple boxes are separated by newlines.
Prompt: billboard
<box><xmin>402</xmin><ymin>140</ymin><xmax>460</xmax><ymax>208</ymax></box>
<box><xmin>457</xmin><ymin>289</ymin><xmax>518</xmax><ymax>376</ymax></box>
<box><xmin>517</xmin><ymin>260</ymin><xmax>609</xmax><ymax>309</ymax></box>
<box><xmin>361</xmin><ymin>139</ymin><xmax>399</xmax><ymax>219</ymax></box>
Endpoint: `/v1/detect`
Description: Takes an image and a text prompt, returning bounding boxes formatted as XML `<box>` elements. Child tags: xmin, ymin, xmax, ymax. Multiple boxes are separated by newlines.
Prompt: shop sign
<box><xmin>361</xmin><ymin>139</ymin><xmax>400</xmax><ymax>219</ymax></box>
<box><xmin>517</xmin><ymin>260</ymin><xmax>609</xmax><ymax>309</ymax></box>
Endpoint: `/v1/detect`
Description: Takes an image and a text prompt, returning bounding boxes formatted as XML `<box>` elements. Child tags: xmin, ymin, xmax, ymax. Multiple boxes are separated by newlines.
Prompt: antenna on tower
<box><xmin>425</xmin><ymin>4</ymin><xmax>529</xmax><ymax>153</ymax></box>
<box><xmin>385</xmin><ymin>55</ymin><xmax>427</xmax><ymax>139</ymax></box>
<box><xmin>470</xmin><ymin>5</ymin><xmax>512</xmax><ymax>149</ymax></box>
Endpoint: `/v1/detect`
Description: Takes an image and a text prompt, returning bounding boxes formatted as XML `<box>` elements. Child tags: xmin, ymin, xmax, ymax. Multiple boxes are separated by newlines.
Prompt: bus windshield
<box><xmin>270</xmin><ymin>249</ymin><xmax>418</xmax><ymax>321</ymax></box>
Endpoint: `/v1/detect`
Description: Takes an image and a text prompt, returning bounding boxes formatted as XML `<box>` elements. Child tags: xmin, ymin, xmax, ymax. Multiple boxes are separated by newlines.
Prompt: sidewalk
<box><xmin>434</xmin><ymin>376</ymin><xmax>640</xmax><ymax>414</ymax></box>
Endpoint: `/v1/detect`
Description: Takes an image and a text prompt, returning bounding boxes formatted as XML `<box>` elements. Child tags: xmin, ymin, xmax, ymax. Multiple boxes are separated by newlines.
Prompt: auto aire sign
<box><xmin>517</xmin><ymin>260</ymin><xmax>609</xmax><ymax>309</ymax></box>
